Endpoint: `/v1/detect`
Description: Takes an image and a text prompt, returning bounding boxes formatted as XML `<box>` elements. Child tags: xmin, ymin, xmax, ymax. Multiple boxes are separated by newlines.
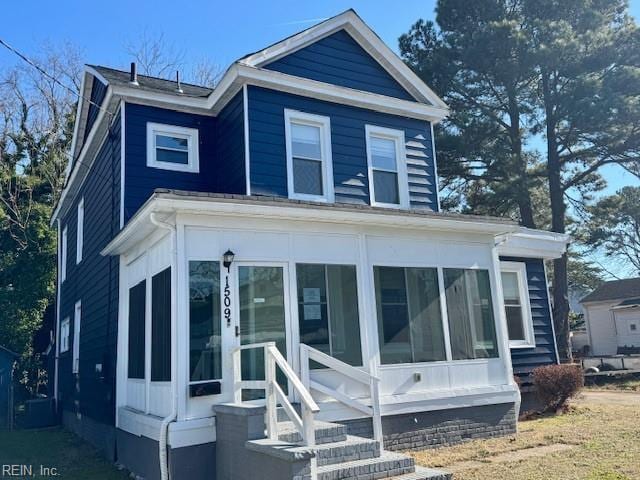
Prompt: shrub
<box><xmin>532</xmin><ymin>364</ymin><xmax>584</xmax><ymax>413</ymax></box>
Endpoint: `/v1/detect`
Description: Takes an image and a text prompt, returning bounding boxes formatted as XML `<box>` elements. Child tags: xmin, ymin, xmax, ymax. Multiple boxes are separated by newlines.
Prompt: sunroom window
<box><xmin>374</xmin><ymin>266</ymin><xmax>446</xmax><ymax>364</ymax></box>
<box><xmin>147</xmin><ymin>123</ymin><xmax>199</xmax><ymax>173</ymax></box>
<box><xmin>189</xmin><ymin>261</ymin><xmax>222</xmax><ymax>383</ymax></box>
<box><xmin>128</xmin><ymin>280</ymin><xmax>146</xmax><ymax>380</ymax></box>
<box><xmin>500</xmin><ymin>262</ymin><xmax>535</xmax><ymax>348</ymax></box>
<box><xmin>285</xmin><ymin>110</ymin><xmax>333</xmax><ymax>202</ymax></box>
<box><xmin>443</xmin><ymin>268</ymin><xmax>498</xmax><ymax>360</ymax></box>
<box><xmin>366</xmin><ymin>125</ymin><xmax>408</xmax><ymax>208</ymax></box>
<box><xmin>296</xmin><ymin>264</ymin><xmax>362</xmax><ymax>366</ymax></box>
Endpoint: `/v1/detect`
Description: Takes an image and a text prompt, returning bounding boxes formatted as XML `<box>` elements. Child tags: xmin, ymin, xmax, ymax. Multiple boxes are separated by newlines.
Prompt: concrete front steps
<box><xmin>246</xmin><ymin>420</ymin><xmax>451</xmax><ymax>480</ymax></box>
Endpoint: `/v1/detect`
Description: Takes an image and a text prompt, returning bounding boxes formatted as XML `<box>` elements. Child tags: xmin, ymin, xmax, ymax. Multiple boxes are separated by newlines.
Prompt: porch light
<box><xmin>223</xmin><ymin>250</ymin><xmax>235</xmax><ymax>272</ymax></box>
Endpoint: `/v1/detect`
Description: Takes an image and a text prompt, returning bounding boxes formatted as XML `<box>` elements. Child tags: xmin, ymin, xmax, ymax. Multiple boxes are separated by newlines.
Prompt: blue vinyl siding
<box><xmin>215</xmin><ymin>92</ymin><xmax>246</xmax><ymax>194</ymax></box>
<box><xmin>501</xmin><ymin>257</ymin><xmax>558</xmax><ymax>382</ymax></box>
<box><xmin>264</xmin><ymin>30</ymin><xmax>415</xmax><ymax>101</ymax></box>
<box><xmin>83</xmin><ymin>77</ymin><xmax>108</xmax><ymax>143</ymax></box>
<box><xmin>58</xmin><ymin>109</ymin><xmax>121</xmax><ymax>428</ymax></box>
<box><xmin>247</xmin><ymin>86</ymin><xmax>438</xmax><ymax>210</ymax></box>
<box><xmin>124</xmin><ymin>104</ymin><xmax>217</xmax><ymax>222</ymax></box>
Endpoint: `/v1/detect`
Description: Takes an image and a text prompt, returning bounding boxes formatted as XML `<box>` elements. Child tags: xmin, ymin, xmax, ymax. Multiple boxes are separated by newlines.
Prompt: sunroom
<box><xmin>103</xmin><ymin>190</ymin><xmax>541</xmax><ymax>448</ymax></box>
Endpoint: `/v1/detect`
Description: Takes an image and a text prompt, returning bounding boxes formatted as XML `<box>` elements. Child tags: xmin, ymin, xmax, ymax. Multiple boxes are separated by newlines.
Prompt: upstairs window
<box><xmin>365</xmin><ymin>125</ymin><xmax>409</xmax><ymax>208</ymax></box>
<box><xmin>76</xmin><ymin>198</ymin><xmax>84</xmax><ymax>264</ymax></box>
<box><xmin>72</xmin><ymin>301</ymin><xmax>81</xmax><ymax>374</ymax></box>
<box><xmin>284</xmin><ymin>110</ymin><xmax>334</xmax><ymax>202</ymax></box>
<box><xmin>61</xmin><ymin>226</ymin><xmax>68</xmax><ymax>282</ymax></box>
<box><xmin>500</xmin><ymin>262</ymin><xmax>535</xmax><ymax>348</ymax></box>
<box><xmin>147</xmin><ymin>123</ymin><xmax>199</xmax><ymax>173</ymax></box>
<box><xmin>59</xmin><ymin>317</ymin><xmax>70</xmax><ymax>353</ymax></box>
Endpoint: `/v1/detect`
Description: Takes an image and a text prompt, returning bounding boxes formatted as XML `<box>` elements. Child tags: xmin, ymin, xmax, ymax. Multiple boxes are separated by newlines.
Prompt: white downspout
<box><xmin>150</xmin><ymin>213</ymin><xmax>178</xmax><ymax>480</ymax></box>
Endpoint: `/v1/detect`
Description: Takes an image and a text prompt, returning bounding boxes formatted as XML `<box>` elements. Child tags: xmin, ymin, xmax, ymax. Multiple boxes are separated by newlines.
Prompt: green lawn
<box><xmin>0</xmin><ymin>427</ymin><xmax>128</xmax><ymax>479</ymax></box>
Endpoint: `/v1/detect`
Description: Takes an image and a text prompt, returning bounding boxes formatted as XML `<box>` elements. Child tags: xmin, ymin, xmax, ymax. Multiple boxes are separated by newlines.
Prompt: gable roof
<box><xmin>238</xmin><ymin>10</ymin><xmax>447</xmax><ymax>109</ymax></box>
<box><xmin>581</xmin><ymin>277</ymin><xmax>640</xmax><ymax>303</ymax></box>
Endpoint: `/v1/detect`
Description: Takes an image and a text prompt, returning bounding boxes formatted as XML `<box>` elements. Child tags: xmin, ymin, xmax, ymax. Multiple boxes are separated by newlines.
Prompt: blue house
<box><xmin>51</xmin><ymin>10</ymin><xmax>568</xmax><ymax>480</ymax></box>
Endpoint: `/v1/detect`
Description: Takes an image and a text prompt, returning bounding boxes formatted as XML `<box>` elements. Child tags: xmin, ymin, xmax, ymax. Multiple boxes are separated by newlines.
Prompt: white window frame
<box><xmin>284</xmin><ymin>109</ymin><xmax>334</xmax><ymax>202</ymax></box>
<box><xmin>365</xmin><ymin>125</ymin><xmax>409</xmax><ymax>209</ymax></box>
<box><xmin>61</xmin><ymin>226</ymin><xmax>68</xmax><ymax>282</ymax></box>
<box><xmin>76</xmin><ymin>198</ymin><xmax>84</xmax><ymax>264</ymax></box>
<box><xmin>500</xmin><ymin>261</ymin><xmax>535</xmax><ymax>348</ymax></box>
<box><xmin>146</xmin><ymin>122</ymin><xmax>199</xmax><ymax>173</ymax></box>
<box><xmin>59</xmin><ymin>317</ymin><xmax>70</xmax><ymax>353</ymax></box>
<box><xmin>72</xmin><ymin>300</ymin><xmax>81</xmax><ymax>374</ymax></box>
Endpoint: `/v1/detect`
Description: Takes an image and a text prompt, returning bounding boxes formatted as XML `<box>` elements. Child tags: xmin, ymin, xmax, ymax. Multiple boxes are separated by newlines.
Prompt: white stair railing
<box><xmin>232</xmin><ymin>342</ymin><xmax>320</xmax><ymax>448</ymax></box>
<box><xmin>300</xmin><ymin>344</ymin><xmax>383</xmax><ymax>451</ymax></box>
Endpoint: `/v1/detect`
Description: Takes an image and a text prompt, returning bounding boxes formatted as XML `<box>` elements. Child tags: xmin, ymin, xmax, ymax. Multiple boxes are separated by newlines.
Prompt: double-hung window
<box><xmin>59</xmin><ymin>317</ymin><xmax>70</xmax><ymax>353</ymax></box>
<box><xmin>284</xmin><ymin>110</ymin><xmax>333</xmax><ymax>202</ymax></box>
<box><xmin>365</xmin><ymin>125</ymin><xmax>408</xmax><ymax>208</ymax></box>
<box><xmin>61</xmin><ymin>226</ymin><xmax>68</xmax><ymax>282</ymax></box>
<box><xmin>500</xmin><ymin>262</ymin><xmax>535</xmax><ymax>348</ymax></box>
<box><xmin>76</xmin><ymin>198</ymin><xmax>84</xmax><ymax>264</ymax></box>
<box><xmin>147</xmin><ymin>123</ymin><xmax>199</xmax><ymax>173</ymax></box>
<box><xmin>72</xmin><ymin>301</ymin><xmax>81</xmax><ymax>374</ymax></box>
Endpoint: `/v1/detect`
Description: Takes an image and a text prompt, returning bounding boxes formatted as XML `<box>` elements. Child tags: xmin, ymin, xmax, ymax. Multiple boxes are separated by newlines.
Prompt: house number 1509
<box><xmin>224</xmin><ymin>275</ymin><xmax>231</xmax><ymax>326</ymax></box>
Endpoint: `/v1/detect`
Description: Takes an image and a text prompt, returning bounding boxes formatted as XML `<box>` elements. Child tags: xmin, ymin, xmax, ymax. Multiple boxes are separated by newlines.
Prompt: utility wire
<box><xmin>0</xmin><ymin>37</ymin><xmax>112</xmax><ymax>118</ymax></box>
<box><xmin>0</xmin><ymin>36</ymin><xmax>121</xmax><ymax>201</ymax></box>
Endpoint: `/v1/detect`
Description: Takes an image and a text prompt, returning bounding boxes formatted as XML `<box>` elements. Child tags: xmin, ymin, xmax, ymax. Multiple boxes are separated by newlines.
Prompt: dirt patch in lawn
<box><xmin>409</xmin><ymin>393</ymin><xmax>640</xmax><ymax>480</ymax></box>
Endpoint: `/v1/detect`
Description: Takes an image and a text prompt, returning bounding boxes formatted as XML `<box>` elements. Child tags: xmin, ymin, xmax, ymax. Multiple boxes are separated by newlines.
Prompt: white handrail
<box><xmin>300</xmin><ymin>344</ymin><xmax>384</xmax><ymax>451</ymax></box>
<box><xmin>232</xmin><ymin>342</ymin><xmax>319</xmax><ymax>459</ymax></box>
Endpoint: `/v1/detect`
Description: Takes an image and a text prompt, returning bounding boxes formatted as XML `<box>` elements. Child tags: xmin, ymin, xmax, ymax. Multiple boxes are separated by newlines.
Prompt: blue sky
<box><xmin>1</xmin><ymin>0</ymin><xmax>639</xmax><ymax>275</ymax></box>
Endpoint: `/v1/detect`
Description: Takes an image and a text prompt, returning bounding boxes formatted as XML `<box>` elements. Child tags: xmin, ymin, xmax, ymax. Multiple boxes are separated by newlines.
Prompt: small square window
<box><xmin>147</xmin><ymin>123</ymin><xmax>199</xmax><ymax>173</ymax></box>
<box><xmin>285</xmin><ymin>110</ymin><xmax>333</xmax><ymax>202</ymax></box>
<box><xmin>630</xmin><ymin>323</ymin><xmax>638</xmax><ymax>332</ymax></box>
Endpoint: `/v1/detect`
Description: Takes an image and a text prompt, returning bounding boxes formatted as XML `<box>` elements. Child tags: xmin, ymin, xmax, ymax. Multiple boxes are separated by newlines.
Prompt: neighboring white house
<box><xmin>581</xmin><ymin>278</ymin><xmax>640</xmax><ymax>356</ymax></box>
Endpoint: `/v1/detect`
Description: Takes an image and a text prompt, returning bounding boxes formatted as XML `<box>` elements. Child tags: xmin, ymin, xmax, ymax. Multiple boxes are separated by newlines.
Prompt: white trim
<box><xmin>72</xmin><ymin>300</ymin><xmax>82</xmax><ymax>374</ymax></box>
<box><xmin>500</xmin><ymin>261</ymin><xmax>535</xmax><ymax>349</ymax></box>
<box><xmin>61</xmin><ymin>226</ymin><xmax>68</xmax><ymax>283</ymax></box>
<box><xmin>243</xmin><ymin>85</ymin><xmax>251</xmax><ymax>195</ymax></box>
<box><xmin>543</xmin><ymin>261</ymin><xmax>561</xmax><ymax>364</ymax></box>
<box><xmin>430</xmin><ymin>123</ymin><xmax>441</xmax><ymax>211</ymax></box>
<box><xmin>102</xmin><ymin>196</ymin><xmax>517</xmax><ymax>257</ymax></box>
<box><xmin>284</xmin><ymin>109</ymin><xmax>334</xmax><ymax>202</ymax></box>
<box><xmin>54</xmin><ymin>220</ymin><xmax>62</xmax><ymax>400</ymax></box>
<box><xmin>238</xmin><ymin>10</ymin><xmax>449</xmax><ymax>110</ymax></box>
<box><xmin>497</xmin><ymin>228</ymin><xmax>570</xmax><ymax>260</ymax></box>
<box><xmin>59</xmin><ymin>317</ymin><xmax>70</xmax><ymax>353</ymax></box>
<box><xmin>76</xmin><ymin>198</ymin><xmax>84</xmax><ymax>264</ymax></box>
<box><xmin>120</xmin><ymin>101</ymin><xmax>126</xmax><ymax>229</ymax></box>
<box><xmin>365</xmin><ymin>125</ymin><xmax>409</xmax><ymax>209</ymax></box>
<box><xmin>146</xmin><ymin>123</ymin><xmax>200</xmax><ymax>173</ymax></box>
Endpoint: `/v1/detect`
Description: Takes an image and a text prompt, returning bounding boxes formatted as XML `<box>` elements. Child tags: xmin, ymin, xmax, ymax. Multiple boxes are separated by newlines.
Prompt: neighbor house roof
<box><xmin>581</xmin><ymin>278</ymin><xmax>640</xmax><ymax>303</ymax></box>
<box><xmin>87</xmin><ymin>65</ymin><xmax>213</xmax><ymax>98</ymax></box>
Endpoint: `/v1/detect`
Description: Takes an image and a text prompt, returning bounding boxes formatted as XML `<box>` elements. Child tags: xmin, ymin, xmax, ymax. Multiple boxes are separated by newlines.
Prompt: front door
<box><xmin>235</xmin><ymin>263</ymin><xmax>291</xmax><ymax>400</ymax></box>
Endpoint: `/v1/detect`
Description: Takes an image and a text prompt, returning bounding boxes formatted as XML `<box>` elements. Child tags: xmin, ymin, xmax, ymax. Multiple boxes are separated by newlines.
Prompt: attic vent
<box><xmin>129</xmin><ymin>62</ymin><xmax>139</xmax><ymax>86</ymax></box>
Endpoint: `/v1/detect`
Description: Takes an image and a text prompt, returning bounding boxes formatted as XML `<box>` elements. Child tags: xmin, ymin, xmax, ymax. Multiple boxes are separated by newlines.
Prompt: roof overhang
<box><xmin>102</xmin><ymin>192</ymin><xmax>518</xmax><ymax>256</ymax></box>
<box><xmin>496</xmin><ymin>227</ymin><xmax>570</xmax><ymax>260</ymax></box>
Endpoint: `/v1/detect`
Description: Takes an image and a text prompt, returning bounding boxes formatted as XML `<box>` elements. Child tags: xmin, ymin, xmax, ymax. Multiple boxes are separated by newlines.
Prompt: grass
<box><xmin>409</xmin><ymin>397</ymin><xmax>640</xmax><ymax>480</ymax></box>
<box><xmin>0</xmin><ymin>427</ymin><xmax>129</xmax><ymax>479</ymax></box>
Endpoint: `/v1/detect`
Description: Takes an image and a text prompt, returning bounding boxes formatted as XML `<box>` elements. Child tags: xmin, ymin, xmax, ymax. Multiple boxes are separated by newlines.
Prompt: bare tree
<box><xmin>124</xmin><ymin>30</ymin><xmax>223</xmax><ymax>86</ymax></box>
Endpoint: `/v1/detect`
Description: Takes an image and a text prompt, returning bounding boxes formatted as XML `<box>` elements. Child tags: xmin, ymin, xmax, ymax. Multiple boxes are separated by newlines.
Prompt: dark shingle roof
<box><xmin>582</xmin><ymin>278</ymin><xmax>640</xmax><ymax>303</ymax></box>
<box><xmin>88</xmin><ymin>65</ymin><xmax>213</xmax><ymax>98</ymax></box>
<box><xmin>617</xmin><ymin>297</ymin><xmax>640</xmax><ymax>307</ymax></box>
